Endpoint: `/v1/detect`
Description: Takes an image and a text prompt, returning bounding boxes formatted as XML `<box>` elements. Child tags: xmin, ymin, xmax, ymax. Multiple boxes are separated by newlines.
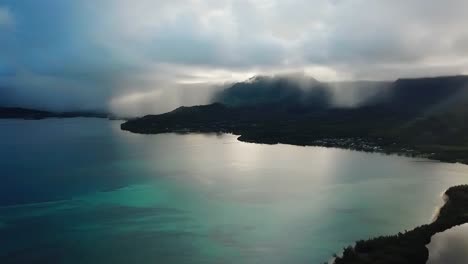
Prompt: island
<box><xmin>330</xmin><ymin>185</ymin><xmax>468</xmax><ymax>264</ymax></box>
<box><xmin>0</xmin><ymin>107</ymin><xmax>113</xmax><ymax>120</ymax></box>
<box><xmin>121</xmin><ymin>75</ymin><xmax>468</xmax><ymax>164</ymax></box>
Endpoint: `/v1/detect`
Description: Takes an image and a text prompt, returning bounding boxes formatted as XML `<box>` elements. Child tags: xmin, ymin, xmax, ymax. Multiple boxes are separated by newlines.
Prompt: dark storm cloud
<box><xmin>0</xmin><ymin>0</ymin><xmax>467</xmax><ymax>115</ymax></box>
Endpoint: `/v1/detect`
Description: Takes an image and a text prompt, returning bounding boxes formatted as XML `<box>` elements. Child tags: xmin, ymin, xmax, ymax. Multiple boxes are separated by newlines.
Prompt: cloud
<box><xmin>1</xmin><ymin>0</ymin><xmax>468</xmax><ymax>115</ymax></box>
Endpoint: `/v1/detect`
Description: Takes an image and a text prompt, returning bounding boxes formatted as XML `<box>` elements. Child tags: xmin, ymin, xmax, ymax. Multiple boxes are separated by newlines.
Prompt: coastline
<box><xmin>5</xmin><ymin>114</ymin><xmax>462</xmax><ymax>165</ymax></box>
<box><xmin>430</xmin><ymin>193</ymin><xmax>449</xmax><ymax>223</ymax></box>
<box><xmin>330</xmin><ymin>185</ymin><xmax>468</xmax><ymax>264</ymax></box>
<box><xmin>120</xmin><ymin>122</ymin><xmax>468</xmax><ymax>165</ymax></box>
<box><xmin>235</xmin><ymin>135</ymin><xmax>467</xmax><ymax>165</ymax></box>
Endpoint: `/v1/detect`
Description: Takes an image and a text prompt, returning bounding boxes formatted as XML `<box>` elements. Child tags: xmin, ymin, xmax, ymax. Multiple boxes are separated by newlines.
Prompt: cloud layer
<box><xmin>1</xmin><ymin>0</ymin><xmax>468</xmax><ymax>115</ymax></box>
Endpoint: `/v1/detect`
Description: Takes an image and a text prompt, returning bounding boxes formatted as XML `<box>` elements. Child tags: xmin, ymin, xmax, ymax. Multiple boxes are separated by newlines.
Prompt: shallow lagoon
<box><xmin>1</xmin><ymin>118</ymin><xmax>467</xmax><ymax>263</ymax></box>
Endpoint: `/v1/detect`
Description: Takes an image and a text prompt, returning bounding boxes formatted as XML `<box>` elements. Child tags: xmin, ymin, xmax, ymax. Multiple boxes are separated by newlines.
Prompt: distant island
<box><xmin>330</xmin><ymin>185</ymin><xmax>468</xmax><ymax>264</ymax></box>
<box><xmin>0</xmin><ymin>107</ymin><xmax>112</xmax><ymax>120</ymax></box>
<box><xmin>121</xmin><ymin>75</ymin><xmax>468</xmax><ymax>164</ymax></box>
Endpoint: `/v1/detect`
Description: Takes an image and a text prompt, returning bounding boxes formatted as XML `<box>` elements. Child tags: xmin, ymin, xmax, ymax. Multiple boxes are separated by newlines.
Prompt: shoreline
<box><xmin>235</xmin><ymin>135</ymin><xmax>468</xmax><ymax>165</ymax></box>
<box><xmin>120</xmin><ymin>124</ymin><xmax>468</xmax><ymax>165</ymax></box>
<box><xmin>330</xmin><ymin>191</ymin><xmax>451</xmax><ymax>264</ymax></box>
<box><xmin>330</xmin><ymin>185</ymin><xmax>468</xmax><ymax>264</ymax></box>
<box><xmin>430</xmin><ymin>193</ymin><xmax>449</xmax><ymax>223</ymax></box>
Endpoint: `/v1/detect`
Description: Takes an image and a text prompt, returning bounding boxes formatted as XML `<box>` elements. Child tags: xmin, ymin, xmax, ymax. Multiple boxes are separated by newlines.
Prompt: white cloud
<box><xmin>1</xmin><ymin>0</ymin><xmax>468</xmax><ymax>115</ymax></box>
<box><xmin>85</xmin><ymin>0</ymin><xmax>468</xmax><ymax>75</ymax></box>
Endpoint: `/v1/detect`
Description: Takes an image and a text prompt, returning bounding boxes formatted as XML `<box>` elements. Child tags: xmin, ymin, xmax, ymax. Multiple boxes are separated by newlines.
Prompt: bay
<box><xmin>1</xmin><ymin>118</ymin><xmax>467</xmax><ymax>264</ymax></box>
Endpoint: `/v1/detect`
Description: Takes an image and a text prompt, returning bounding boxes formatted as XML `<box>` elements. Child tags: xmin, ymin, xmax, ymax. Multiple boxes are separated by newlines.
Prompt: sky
<box><xmin>1</xmin><ymin>0</ymin><xmax>468</xmax><ymax>116</ymax></box>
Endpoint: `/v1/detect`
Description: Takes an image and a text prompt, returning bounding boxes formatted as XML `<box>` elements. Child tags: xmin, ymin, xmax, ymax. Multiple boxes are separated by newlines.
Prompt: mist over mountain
<box><xmin>212</xmin><ymin>74</ymin><xmax>394</xmax><ymax>110</ymax></box>
<box><xmin>212</xmin><ymin>75</ymin><xmax>332</xmax><ymax>109</ymax></box>
<box><xmin>2</xmin><ymin>0</ymin><xmax>468</xmax><ymax>118</ymax></box>
<box><xmin>122</xmin><ymin>74</ymin><xmax>468</xmax><ymax>163</ymax></box>
<box><xmin>211</xmin><ymin>74</ymin><xmax>468</xmax><ymax>114</ymax></box>
<box><xmin>380</xmin><ymin>75</ymin><xmax>468</xmax><ymax>113</ymax></box>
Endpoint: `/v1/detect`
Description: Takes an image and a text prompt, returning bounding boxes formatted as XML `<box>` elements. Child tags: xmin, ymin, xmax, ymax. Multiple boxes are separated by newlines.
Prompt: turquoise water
<box><xmin>1</xmin><ymin>118</ymin><xmax>467</xmax><ymax>263</ymax></box>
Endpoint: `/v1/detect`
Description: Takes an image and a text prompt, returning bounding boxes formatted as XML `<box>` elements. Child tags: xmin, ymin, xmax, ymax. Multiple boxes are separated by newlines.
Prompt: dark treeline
<box><xmin>331</xmin><ymin>185</ymin><xmax>468</xmax><ymax>264</ymax></box>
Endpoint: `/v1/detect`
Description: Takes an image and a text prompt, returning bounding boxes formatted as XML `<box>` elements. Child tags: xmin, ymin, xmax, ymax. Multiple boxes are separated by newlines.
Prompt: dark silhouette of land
<box><xmin>331</xmin><ymin>185</ymin><xmax>468</xmax><ymax>264</ymax></box>
<box><xmin>121</xmin><ymin>75</ymin><xmax>468</xmax><ymax>164</ymax></box>
<box><xmin>0</xmin><ymin>107</ymin><xmax>111</xmax><ymax>120</ymax></box>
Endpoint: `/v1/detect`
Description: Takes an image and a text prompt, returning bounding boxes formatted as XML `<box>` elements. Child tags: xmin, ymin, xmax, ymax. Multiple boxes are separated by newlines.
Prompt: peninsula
<box><xmin>331</xmin><ymin>185</ymin><xmax>468</xmax><ymax>264</ymax></box>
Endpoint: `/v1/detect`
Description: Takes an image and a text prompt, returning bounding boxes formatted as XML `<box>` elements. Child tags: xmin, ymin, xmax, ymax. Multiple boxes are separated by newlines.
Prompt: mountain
<box><xmin>212</xmin><ymin>75</ymin><xmax>331</xmax><ymax>109</ymax></box>
<box><xmin>212</xmin><ymin>75</ymin><xmax>394</xmax><ymax>110</ymax></box>
<box><xmin>121</xmin><ymin>75</ymin><xmax>468</xmax><ymax>164</ymax></box>
<box><xmin>377</xmin><ymin>75</ymin><xmax>468</xmax><ymax>113</ymax></box>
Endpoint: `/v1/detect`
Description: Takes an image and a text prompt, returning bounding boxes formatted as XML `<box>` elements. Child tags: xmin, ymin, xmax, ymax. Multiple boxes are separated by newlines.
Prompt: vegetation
<box><xmin>331</xmin><ymin>185</ymin><xmax>468</xmax><ymax>264</ymax></box>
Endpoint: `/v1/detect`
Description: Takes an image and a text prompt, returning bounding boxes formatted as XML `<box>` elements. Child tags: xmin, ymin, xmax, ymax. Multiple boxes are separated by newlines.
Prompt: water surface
<box><xmin>427</xmin><ymin>224</ymin><xmax>468</xmax><ymax>264</ymax></box>
<box><xmin>1</xmin><ymin>118</ymin><xmax>467</xmax><ymax>263</ymax></box>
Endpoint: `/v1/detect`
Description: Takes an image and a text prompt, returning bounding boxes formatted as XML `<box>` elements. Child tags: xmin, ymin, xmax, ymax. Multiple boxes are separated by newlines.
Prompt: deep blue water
<box><xmin>1</xmin><ymin>118</ymin><xmax>467</xmax><ymax>264</ymax></box>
